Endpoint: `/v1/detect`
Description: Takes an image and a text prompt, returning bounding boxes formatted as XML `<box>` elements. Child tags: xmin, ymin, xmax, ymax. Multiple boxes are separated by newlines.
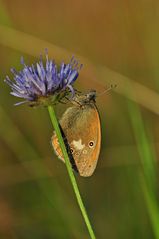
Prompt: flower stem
<box><xmin>48</xmin><ymin>105</ymin><xmax>96</xmax><ymax>239</ymax></box>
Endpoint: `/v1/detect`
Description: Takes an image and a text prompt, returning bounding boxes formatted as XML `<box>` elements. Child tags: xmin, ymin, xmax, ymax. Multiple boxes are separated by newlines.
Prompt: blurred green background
<box><xmin>0</xmin><ymin>0</ymin><xmax>159</xmax><ymax>238</ymax></box>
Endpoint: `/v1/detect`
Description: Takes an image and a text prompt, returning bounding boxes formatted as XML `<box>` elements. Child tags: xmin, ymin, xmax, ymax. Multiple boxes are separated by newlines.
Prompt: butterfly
<box><xmin>52</xmin><ymin>90</ymin><xmax>101</xmax><ymax>177</ymax></box>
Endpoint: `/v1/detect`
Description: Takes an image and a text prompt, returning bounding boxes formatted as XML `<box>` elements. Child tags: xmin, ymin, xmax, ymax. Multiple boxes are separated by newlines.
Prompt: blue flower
<box><xmin>5</xmin><ymin>51</ymin><xmax>82</xmax><ymax>106</ymax></box>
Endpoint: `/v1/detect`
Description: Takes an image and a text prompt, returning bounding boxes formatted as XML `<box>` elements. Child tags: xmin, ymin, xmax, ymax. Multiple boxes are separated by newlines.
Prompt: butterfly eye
<box><xmin>89</xmin><ymin>141</ymin><xmax>94</xmax><ymax>148</ymax></box>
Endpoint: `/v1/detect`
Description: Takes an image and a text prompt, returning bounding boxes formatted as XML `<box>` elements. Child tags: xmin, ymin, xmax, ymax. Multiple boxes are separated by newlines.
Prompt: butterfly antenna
<box><xmin>97</xmin><ymin>84</ymin><xmax>117</xmax><ymax>97</ymax></box>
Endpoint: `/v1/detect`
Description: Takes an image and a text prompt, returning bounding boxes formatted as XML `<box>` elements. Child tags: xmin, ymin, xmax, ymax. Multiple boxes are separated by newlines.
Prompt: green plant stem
<box><xmin>139</xmin><ymin>172</ymin><xmax>159</xmax><ymax>239</ymax></box>
<box><xmin>127</xmin><ymin>99</ymin><xmax>159</xmax><ymax>239</ymax></box>
<box><xmin>48</xmin><ymin>105</ymin><xmax>96</xmax><ymax>239</ymax></box>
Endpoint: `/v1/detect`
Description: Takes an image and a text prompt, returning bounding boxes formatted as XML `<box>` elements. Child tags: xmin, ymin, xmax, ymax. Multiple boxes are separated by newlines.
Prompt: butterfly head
<box><xmin>72</xmin><ymin>90</ymin><xmax>96</xmax><ymax>106</ymax></box>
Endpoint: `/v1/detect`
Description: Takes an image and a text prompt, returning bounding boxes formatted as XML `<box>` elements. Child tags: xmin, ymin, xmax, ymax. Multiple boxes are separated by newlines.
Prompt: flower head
<box><xmin>5</xmin><ymin>51</ymin><xmax>82</xmax><ymax>106</ymax></box>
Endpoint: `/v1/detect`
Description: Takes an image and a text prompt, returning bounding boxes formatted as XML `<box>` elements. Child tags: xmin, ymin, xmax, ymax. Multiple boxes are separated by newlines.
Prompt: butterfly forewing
<box><xmin>52</xmin><ymin>102</ymin><xmax>101</xmax><ymax>177</ymax></box>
